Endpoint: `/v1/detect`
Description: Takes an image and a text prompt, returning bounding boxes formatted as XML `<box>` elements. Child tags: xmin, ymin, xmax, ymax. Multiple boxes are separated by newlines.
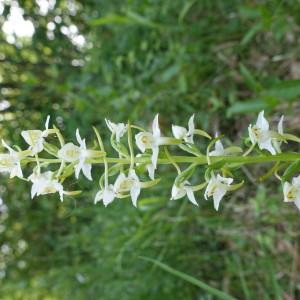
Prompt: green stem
<box><xmin>98</xmin><ymin>153</ymin><xmax>300</xmax><ymax>165</ymax></box>
<box><xmin>93</xmin><ymin>126</ymin><xmax>109</xmax><ymax>187</ymax></box>
<box><xmin>53</xmin><ymin>127</ymin><xmax>65</xmax><ymax>177</ymax></box>
<box><xmin>22</xmin><ymin>153</ymin><xmax>300</xmax><ymax>166</ymax></box>
<box><xmin>127</xmin><ymin>120</ymin><xmax>135</xmax><ymax>170</ymax></box>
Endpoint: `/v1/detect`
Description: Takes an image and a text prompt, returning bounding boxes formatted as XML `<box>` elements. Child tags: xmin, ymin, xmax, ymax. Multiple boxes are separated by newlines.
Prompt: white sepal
<box><xmin>204</xmin><ymin>174</ymin><xmax>233</xmax><ymax>211</ymax></box>
<box><xmin>170</xmin><ymin>181</ymin><xmax>198</xmax><ymax>206</ymax></box>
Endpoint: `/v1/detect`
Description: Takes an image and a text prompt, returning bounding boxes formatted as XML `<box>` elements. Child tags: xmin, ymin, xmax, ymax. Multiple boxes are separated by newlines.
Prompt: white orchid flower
<box><xmin>0</xmin><ymin>140</ymin><xmax>23</xmax><ymax>178</ymax></box>
<box><xmin>171</xmin><ymin>181</ymin><xmax>198</xmax><ymax>206</ymax></box>
<box><xmin>209</xmin><ymin>140</ymin><xmax>225</xmax><ymax>156</ymax></box>
<box><xmin>94</xmin><ymin>184</ymin><xmax>115</xmax><ymax>207</ymax></box>
<box><xmin>172</xmin><ymin>114</ymin><xmax>195</xmax><ymax>144</ymax></box>
<box><xmin>135</xmin><ymin>114</ymin><xmax>161</xmax><ymax>169</ymax></box>
<box><xmin>204</xmin><ymin>174</ymin><xmax>233</xmax><ymax>211</ymax></box>
<box><xmin>105</xmin><ymin>119</ymin><xmax>127</xmax><ymax>142</ymax></box>
<box><xmin>248</xmin><ymin>111</ymin><xmax>283</xmax><ymax>155</ymax></box>
<box><xmin>57</xmin><ymin>142</ymin><xmax>81</xmax><ymax>162</ymax></box>
<box><xmin>135</xmin><ymin>114</ymin><xmax>182</xmax><ymax>174</ymax></box>
<box><xmin>58</xmin><ymin>129</ymin><xmax>92</xmax><ymax>180</ymax></box>
<box><xmin>209</xmin><ymin>136</ymin><xmax>242</xmax><ymax>157</ymax></box>
<box><xmin>29</xmin><ymin>171</ymin><xmax>64</xmax><ymax>201</ymax></box>
<box><xmin>114</xmin><ymin>170</ymin><xmax>141</xmax><ymax>207</ymax></box>
<box><xmin>283</xmin><ymin>175</ymin><xmax>300</xmax><ymax>210</ymax></box>
<box><xmin>21</xmin><ymin>115</ymin><xmax>50</xmax><ymax>154</ymax></box>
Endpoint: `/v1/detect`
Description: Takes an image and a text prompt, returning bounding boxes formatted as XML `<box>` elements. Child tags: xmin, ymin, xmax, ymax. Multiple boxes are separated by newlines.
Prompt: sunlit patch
<box><xmin>36</xmin><ymin>0</ymin><xmax>56</xmax><ymax>16</ymax></box>
<box><xmin>2</xmin><ymin>1</ymin><xmax>35</xmax><ymax>44</ymax></box>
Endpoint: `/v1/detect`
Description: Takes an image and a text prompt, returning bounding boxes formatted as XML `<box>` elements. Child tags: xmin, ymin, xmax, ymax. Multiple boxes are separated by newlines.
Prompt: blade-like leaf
<box><xmin>140</xmin><ymin>256</ymin><xmax>237</xmax><ymax>300</ymax></box>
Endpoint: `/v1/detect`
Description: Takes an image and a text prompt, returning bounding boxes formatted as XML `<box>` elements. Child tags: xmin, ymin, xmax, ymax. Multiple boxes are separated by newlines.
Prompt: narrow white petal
<box><xmin>256</xmin><ymin>111</ymin><xmax>269</xmax><ymax>131</ymax></box>
<box><xmin>187</xmin><ymin>114</ymin><xmax>195</xmax><ymax>136</ymax></box>
<box><xmin>185</xmin><ymin>187</ymin><xmax>198</xmax><ymax>206</ymax></box>
<box><xmin>94</xmin><ymin>190</ymin><xmax>103</xmax><ymax>204</ymax></box>
<box><xmin>151</xmin><ymin>146</ymin><xmax>159</xmax><ymax>169</ymax></box>
<box><xmin>248</xmin><ymin>125</ymin><xmax>256</xmax><ymax>145</ymax></box>
<box><xmin>105</xmin><ymin>119</ymin><xmax>114</xmax><ymax>132</ymax></box>
<box><xmin>294</xmin><ymin>198</ymin><xmax>300</xmax><ymax>210</ymax></box>
<box><xmin>16</xmin><ymin>163</ymin><xmax>23</xmax><ymax>178</ymax></box>
<box><xmin>130</xmin><ymin>185</ymin><xmax>141</xmax><ymax>207</ymax></box>
<box><xmin>58</xmin><ymin>187</ymin><xmax>64</xmax><ymax>202</ymax></box>
<box><xmin>31</xmin><ymin>183</ymin><xmax>38</xmax><ymax>199</ymax></box>
<box><xmin>213</xmin><ymin>186</ymin><xmax>227</xmax><ymax>211</ymax></box>
<box><xmin>171</xmin><ymin>184</ymin><xmax>178</xmax><ymax>200</ymax></box>
<box><xmin>152</xmin><ymin>114</ymin><xmax>161</xmax><ymax>138</ymax></box>
<box><xmin>75</xmin><ymin>161</ymin><xmax>83</xmax><ymax>179</ymax></box>
<box><xmin>147</xmin><ymin>163</ymin><xmax>155</xmax><ymax>180</ymax></box>
<box><xmin>278</xmin><ymin>116</ymin><xmax>284</xmax><ymax>135</ymax></box>
<box><xmin>258</xmin><ymin>139</ymin><xmax>276</xmax><ymax>155</ymax></box>
<box><xmin>204</xmin><ymin>183</ymin><xmax>211</xmax><ymax>200</ymax></box>
<box><xmin>76</xmin><ymin>128</ymin><xmax>83</xmax><ymax>145</ymax></box>
<box><xmin>272</xmin><ymin>115</ymin><xmax>284</xmax><ymax>153</ymax></box>
<box><xmin>80</xmin><ymin>138</ymin><xmax>87</xmax><ymax>150</ymax></box>
<box><xmin>82</xmin><ymin>163</ymin><xmax>92</xmax><ymax>181</ymax></box>
<box><xmin>2</xmin><ymin>139</ymin><xmax>14</xmax><ymax>154</ymax></box>
<box><xmin>45</xmin><ymin>115</ymin><xmax>50</xmax><ymax>130</ymax></box>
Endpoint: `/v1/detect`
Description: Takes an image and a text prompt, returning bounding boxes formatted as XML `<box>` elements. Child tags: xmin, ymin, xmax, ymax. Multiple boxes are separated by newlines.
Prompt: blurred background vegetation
<box><xmin>1</xmin><ymin>0</ymin><xmax>300</xmax><ymax>299</ymax></box>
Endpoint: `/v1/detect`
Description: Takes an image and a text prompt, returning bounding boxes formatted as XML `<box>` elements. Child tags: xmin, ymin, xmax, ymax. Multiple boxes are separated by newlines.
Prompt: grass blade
<box><xmin>140</xmin><ymin>256</ymin><xmax>237</xmax><ymax>300</ymax></box>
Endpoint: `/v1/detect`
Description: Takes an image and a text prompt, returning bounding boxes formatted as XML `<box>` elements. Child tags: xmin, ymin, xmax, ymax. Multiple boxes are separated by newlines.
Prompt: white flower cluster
<box><xmin>0</xmin><ymin>111</ymin><xmax>299</xmax><ymax>212</ymax></box>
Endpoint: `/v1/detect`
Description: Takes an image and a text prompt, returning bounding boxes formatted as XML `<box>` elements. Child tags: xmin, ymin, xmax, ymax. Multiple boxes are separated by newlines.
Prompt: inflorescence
<box><xmin>1</xmin><ymin>111</ymin><xmax>300</xmax><ymax>211</ymax></box>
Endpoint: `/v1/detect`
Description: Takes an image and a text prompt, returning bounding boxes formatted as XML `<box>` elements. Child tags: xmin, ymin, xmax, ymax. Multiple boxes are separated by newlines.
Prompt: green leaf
<box><xmin>44</xmin><ymin>142</ymin><xmax>59</xmax><ymax>156</ymax></box>
<box><xmin>59</xmin><ymin>163</ymin><xmax>74</xmax><ymax>181</ymax></box>
<box><xmin>161</xmin><ymin>64</ymin><xmax>181</xmax><ymax>82</ymax></box>
<box><xmin>283</xmin><ymin>133</ymin><xmax>300</xmax><ymax>143</ymax></box>
<box><xmin>282</xmin><ymin>160</ymin><xmax>300</xmax><ymax>182</ymax></box>
<box><xmin>110</xmin><ymin>135</ymin><xmax>129</xmax><ymax>157</ymax></box>
<box><xmin>226</xmin><ymin>99</ymin><xmax>267</xmax><ymax>116</ymax></box>
<box><xmin>208</xmin><ymin>159</ymin><xmax>226</xmax><ymax>170</ymax></box>
<box><xmin>107</xmin><ymin>164</ymin><xmax>122</xmax><ymax>177</ymax></box>
<box><xmin>90</xmin><ymin>12</ymin><xmax>168</xmax><ymax>29</ymax></box>
<box><xmin>140</xmin><ymin>178</ymin><xmax>161</xmax><ymax>189</ymax></box>
<box><xmin>89</xmin><ymin>14</ymin><xmax>133</xmax><ymax>26</ymax></box>
<box><xmin>241</xmin><ymin>23</ymin><xmax>262</xmax><ymax>46</ymax></box>
<box><xmin>174</xmin><ymin>164</ymin><xmax>196</xmax><ymax>186</ymax></box>
<box><xmin>140</xmin><ymin>256</ymin><xmax>237</xmax><ymax>300</ymax></box>
<box><xmin>179</xmin><ymin>144</ymin><xmax>203</xmax><ymax>156</ymax></box>
<box><xmin>261</xmin><ymin>80</ymin><xmax>300</xmax><ymax>101</ymax></box>
<box><xmin>178</xmin><ymin>0</ymin><xmax>196</xmax><ymax>23</ymax></box>
<box><xmin>239</xmin><ymin>63</ymin><xmax>262</xmax><ymax>92</ymax></box>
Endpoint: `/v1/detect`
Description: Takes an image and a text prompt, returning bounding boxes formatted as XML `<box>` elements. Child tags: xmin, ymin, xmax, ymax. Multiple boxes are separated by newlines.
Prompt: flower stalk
<box><xmin>1</xmin><ymin>111</ymin><xmax>300</xmax><ymax>211</ymax></box>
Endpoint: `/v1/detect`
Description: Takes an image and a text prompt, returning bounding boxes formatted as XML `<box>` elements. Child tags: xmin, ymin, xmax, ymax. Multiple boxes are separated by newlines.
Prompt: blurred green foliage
<box><xmin>1</xmin><ymin>0</ymin><xmax>300</xmax><ymax>299</ymax></box>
